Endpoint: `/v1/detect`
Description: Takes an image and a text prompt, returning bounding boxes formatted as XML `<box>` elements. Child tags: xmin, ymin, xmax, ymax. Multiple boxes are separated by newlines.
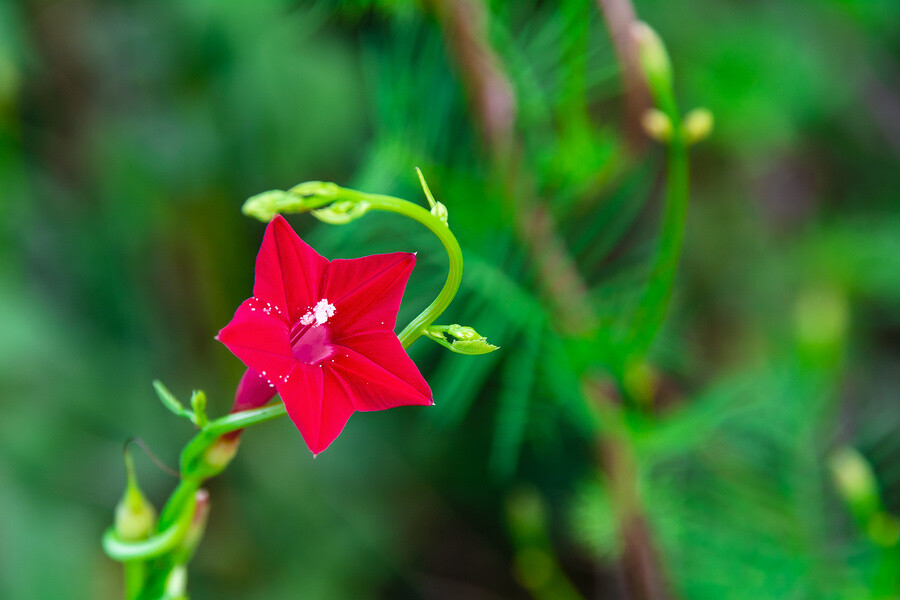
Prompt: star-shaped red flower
<box><xmin>217</xmin><ymin>215</ymin><xmax>433</xmax><ymax>454</ymax></box>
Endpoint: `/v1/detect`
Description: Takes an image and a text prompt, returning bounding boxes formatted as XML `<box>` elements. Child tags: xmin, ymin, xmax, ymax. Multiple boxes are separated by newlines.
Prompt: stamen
<box><xmin>300</xmin><ymin>298</ymin><xmax>336</xmax><ymax>327</ymax></box>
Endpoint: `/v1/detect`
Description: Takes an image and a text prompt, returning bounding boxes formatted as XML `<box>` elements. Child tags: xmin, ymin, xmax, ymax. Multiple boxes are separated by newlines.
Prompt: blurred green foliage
<box><xmin>1</xmin><ymin>0</ymin><xmax>899</xmax><ymax>598</ymax></box>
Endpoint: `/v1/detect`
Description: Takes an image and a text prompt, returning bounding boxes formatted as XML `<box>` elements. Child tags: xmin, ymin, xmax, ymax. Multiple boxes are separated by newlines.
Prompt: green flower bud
<box><xmin>683</xmin><ymin>108</ymin><xmax>714</xmax><ymax>144</ymax></box>
<box><xmin>829</xmin><ymin>446</ymin><xmax>880</xmax><ymax>519</ymax></box>
<box><xmin>288</xmin><ymin>180</ymin><xmax>341</xmax><ymax>201</ymax></box>
<box><xmin>311</xmin><ymin>199</ymin><xmax>370</xmax><ymax>224</ymax></box>
<box><xmin>640</xmin><ymin>109</ymin><xmax>673</xmax><ymax>142</ymax></box>
<box><xmin>241</xmin><ymin>190</ymin><xmax>297</xmax><ymax>222</ymax></box>
<box><xmin>114</xmin><ymin>450</ymin><xmax>157</xmax><ymax>541</ymax></box>
<box><xmin>242</xmin><ymin>183</ymin><xmax>342</xmax><ymax>222</ymax></box>
<box><xmin>190</xmin><ymin>390</ymin><xmax>208</xmax><ymax>428</ymax></box>
<box><xmin>631</xmin><ymin>22</ymin><xmax>672</xmax><ymax>96</ymax></box>
<box><xmin>424</xmin><ymin>324</ymin><xmax>499</xmax><ymax>355</ymax></box>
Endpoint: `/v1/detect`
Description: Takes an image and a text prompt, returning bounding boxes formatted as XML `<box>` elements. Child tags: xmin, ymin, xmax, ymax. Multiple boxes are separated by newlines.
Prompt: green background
<box><xmin>1</xmin><ymin>0</ymin><xmax>899</xmax><ymax>598</ymax></box>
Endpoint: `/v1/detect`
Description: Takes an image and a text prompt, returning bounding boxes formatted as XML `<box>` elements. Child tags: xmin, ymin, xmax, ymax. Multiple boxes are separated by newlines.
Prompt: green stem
<box><xmin>316</xmin><ymin>187</ymin><xmax>464</xmax><ymax>349</ymax></box>
<box><xmin>619</xmin><ymin>75</ymin><xmax>689</xmax><ymax>366</ymax></box>
<box><xmin>157</xmin><ymin>402</ymin><xmax>287</xmax><ymax>529</ymax></box>
<box><xmin>123</xmin><ymin>560</ymin><xmax>145</xmax><ymax>600</ymax></box>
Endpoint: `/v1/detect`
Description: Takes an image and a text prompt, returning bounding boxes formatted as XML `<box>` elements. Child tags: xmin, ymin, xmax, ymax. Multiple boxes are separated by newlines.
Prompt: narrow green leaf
<box><xmin>153</xmin><ymin>380</ymin><xmax>188</xmax><ymax>419</ymax></box>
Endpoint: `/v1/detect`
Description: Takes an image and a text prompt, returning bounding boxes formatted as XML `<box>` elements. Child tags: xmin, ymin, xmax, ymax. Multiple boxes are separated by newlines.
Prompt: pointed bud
<box><xmin>190</xmin><ymin>390</ymin><xmax>208</xmax><ymax>428</ymax></box>
<box><xmin>631</xmin><ymin>22</ymin><xmax>672</xmax><ymax>95</ymax></box>
<box><xmin>683</xmin><ymin>108</ymin><xmax>714</xmax><ymax>144</ymax></box>
<box><xmin>241</xmin><ymin>190</ymin><xmax>296</xmax><ymax>222</ymax></box>
<box><xmin>114</xmin><ymin>449</ymin><xmax>157</xmax><ymax>541</ymax></box>
<box><xmin>242</xmin><ymin>183</ymin><xmax>342</xmax><ymax>222</ymax></box>
<box><xmin>416</xmin><ymin>168</ymin><xmax>449</xmax><ymax>226</ymax></box>
<box><xmin>640</xmin><ymin>109</ymin><xmax>673</xmax><ymax>142</ymax></box>
<box><xmin>829</xmin><ymin>447</ymin><xmax>880</xmax><ymax>519</ymax></box>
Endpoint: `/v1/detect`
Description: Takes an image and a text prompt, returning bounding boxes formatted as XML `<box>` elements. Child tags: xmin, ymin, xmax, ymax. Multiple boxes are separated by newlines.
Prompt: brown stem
<box><xmin>595</xmin><ymin>0</ymin><xmax>652</xmax><ymax>152</ymax></box>
<box><xmin>427</xmin><ymin>0</ymin><xmax>596</xmax><ymax>336</ymax></box>
<box><xmin>430</xmin><ymin>1</ymin><xmax>674</xmax><ymax>598</ymax></box>
<box><xmin>588</xmin><ymin>380</ymin><xmax>674</xmax><ymax>600</ymax></box>
<box><xmin>426</xmin><ymin>0</ymin><xmax>516</xmax><ymax>158</ymax></box>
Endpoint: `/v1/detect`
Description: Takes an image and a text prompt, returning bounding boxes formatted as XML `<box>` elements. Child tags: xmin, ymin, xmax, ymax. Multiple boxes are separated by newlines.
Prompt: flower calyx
<box><xmin>424</xmin><ymin>324</ymin><xmax>499</xmax><ymax>355</ymax></box>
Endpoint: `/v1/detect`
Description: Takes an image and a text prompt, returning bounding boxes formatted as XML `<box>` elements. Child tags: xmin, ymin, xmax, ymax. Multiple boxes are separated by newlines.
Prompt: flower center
<box><xmin>290</xmin><ymin>299</ymin><xmax>336</xmax><ymax>365</ymax></box>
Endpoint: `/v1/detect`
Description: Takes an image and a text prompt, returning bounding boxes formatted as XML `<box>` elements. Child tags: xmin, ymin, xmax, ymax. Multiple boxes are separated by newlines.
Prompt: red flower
<box><xmin>217</xmin><ymin>215</ymin><xmax>433</xmax><ymax>455</ymax></box>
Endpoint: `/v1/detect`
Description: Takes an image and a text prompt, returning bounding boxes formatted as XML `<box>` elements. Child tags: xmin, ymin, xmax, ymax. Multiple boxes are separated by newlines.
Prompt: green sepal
<box><xmin>153</xmin><ymin>381</ymin><xmax>191</xmax><ymax>421</ymax></box>
<box><xmin>425</xmin><ymin>324</ymin><xmax>499</xmax><ymax>355</ymax></box>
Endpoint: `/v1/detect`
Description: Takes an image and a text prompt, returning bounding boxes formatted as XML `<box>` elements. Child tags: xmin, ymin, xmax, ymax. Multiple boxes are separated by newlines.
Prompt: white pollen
<box><xmin>300</xmin><ymin>298</ymin><xmax>336</xmax><ymax>327</ymax></box>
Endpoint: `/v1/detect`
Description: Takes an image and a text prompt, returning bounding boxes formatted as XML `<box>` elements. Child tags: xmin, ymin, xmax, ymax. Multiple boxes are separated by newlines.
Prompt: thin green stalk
<box><xmin>620</xmin><ymin>131</ymin><xmax>687</xmax><ymax>361</ymax></box>
<box><xmin>618</xmin><ymin>24</ymin><xmax>690</xmax><ymax>367</ymax></box>
<box><xmin>331</xmin><ymin>188</ymin><xmax>464</xmax><ymax>349</ymax></box>
<box><xmin>157</xmin><ymin>402</ymin><xmax>287</xmax><ymax>529</ymax></box>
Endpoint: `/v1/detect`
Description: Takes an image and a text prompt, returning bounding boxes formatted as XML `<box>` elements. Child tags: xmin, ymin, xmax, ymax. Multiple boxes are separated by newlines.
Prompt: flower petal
<box><xmin>231</xmin><ymin>368</ymin><xmax>277</xmax><ymax>413</ymax></box>
<box><xmin>217</xmin><ymin>297</ymin><xmax>295</xmax><ymax>380</ymax></box>
<box><xmin>330</xmin><ymin>331</ymin><xmax>433</xmax><ymax>411</ymax></box>
<box><xmin>279</xmin><ymin>363</ymin><xmax>354</xmax><ymax>455</ymax></box>
<box><xmin>253</xmin><ymin>215</ymin><xmax>329</xmax><ymax>323</ymax></box>
<box><xmin>322</xmin><ymin>252</ymin><xmax>416</xmax><ymax>338</ymax></box>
